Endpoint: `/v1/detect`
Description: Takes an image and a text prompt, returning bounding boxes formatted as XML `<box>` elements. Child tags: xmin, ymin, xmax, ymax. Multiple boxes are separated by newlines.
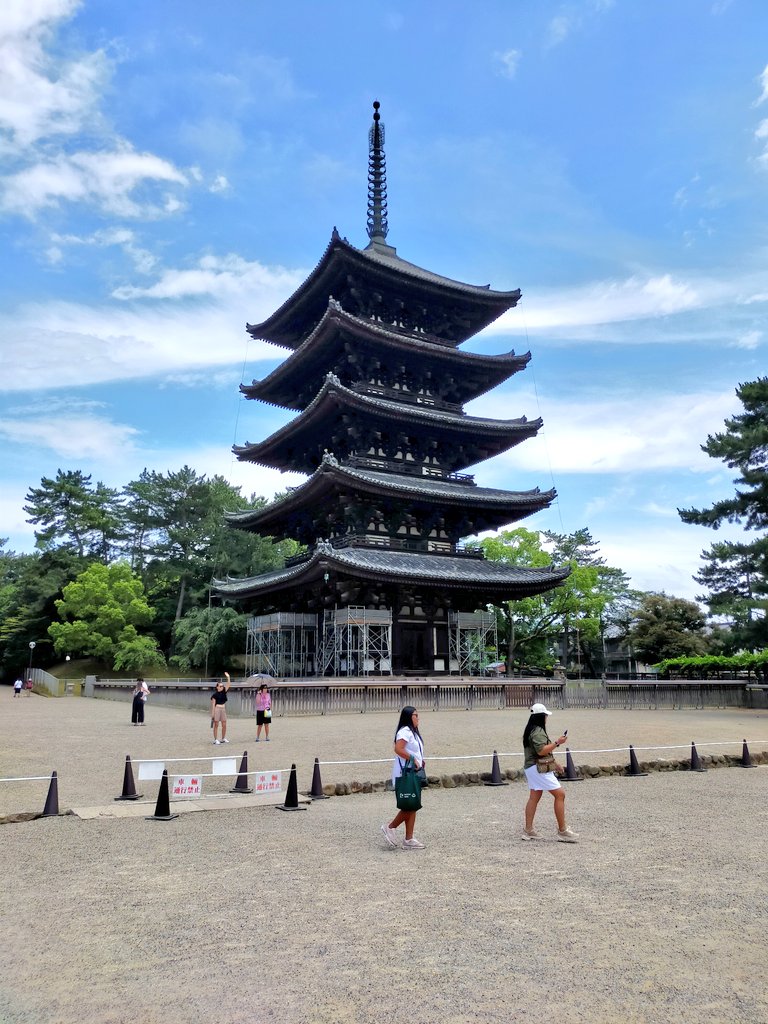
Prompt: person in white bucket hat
<box><xmin>521</xmin><ymin>703</ymin><xmax>578</xmax><ymax>842</ymax></box>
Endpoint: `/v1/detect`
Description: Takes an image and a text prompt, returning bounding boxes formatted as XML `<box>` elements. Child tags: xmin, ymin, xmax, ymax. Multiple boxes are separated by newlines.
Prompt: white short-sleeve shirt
<box><xmin>391</xmin><ymin>726</ymin><xmax>424</xmax><ymax>785</ymax></box>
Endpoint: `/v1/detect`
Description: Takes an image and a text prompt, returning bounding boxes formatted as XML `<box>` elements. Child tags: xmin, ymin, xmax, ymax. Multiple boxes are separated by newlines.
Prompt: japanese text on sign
<box><xmin>253</xmin><ymin>772</ymin><xmax>281</xmax><ymax>793</ymax></box>
<box><xmin>171</xmin><ymin>776</ymin><xmax>203</xmax><ymax>799</ymax></box>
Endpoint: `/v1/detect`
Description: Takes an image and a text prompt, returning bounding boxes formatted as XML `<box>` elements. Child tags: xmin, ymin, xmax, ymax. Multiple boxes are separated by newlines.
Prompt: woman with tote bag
<box><xmin>381</xmin><ymin>706</ymin><xmax>426</xmax><ymax>850</ymax></box>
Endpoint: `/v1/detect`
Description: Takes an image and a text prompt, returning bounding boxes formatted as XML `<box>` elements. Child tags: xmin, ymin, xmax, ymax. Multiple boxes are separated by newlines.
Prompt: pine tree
<box><xmin>679</xmin><ymin>377</ymin><xmax>768</xmax><ymax>649</ymax></box>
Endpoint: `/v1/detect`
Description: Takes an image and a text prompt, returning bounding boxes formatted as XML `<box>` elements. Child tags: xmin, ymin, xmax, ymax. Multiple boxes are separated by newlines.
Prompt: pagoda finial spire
<box><xmin>366</xmin><ymin>100</ymin><xmax>390</xmax><ymax>248</ymax></box>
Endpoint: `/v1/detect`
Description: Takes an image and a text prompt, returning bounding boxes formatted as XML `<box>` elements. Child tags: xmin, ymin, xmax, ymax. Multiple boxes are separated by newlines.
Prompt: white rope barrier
<box><xmin>318</xmin><ymin>738</ymin><xmax>768</xmax><ymax>768</ymax></box>
<box><xmin>3</xmin><ymin>739</ymin><xmax>765</xmax><ymax>788</ymax></box>
<box><xmin>0</xmin><ymin>775</ymin><xmax>53</xmax><ymax>783</ymax></box>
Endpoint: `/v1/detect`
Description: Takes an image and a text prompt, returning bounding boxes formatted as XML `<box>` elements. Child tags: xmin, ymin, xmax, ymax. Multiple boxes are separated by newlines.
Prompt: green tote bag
<box><xmin>395</xmin><ymin>758</ymin><xmax>422</xmax><ymax>812</ymax></box>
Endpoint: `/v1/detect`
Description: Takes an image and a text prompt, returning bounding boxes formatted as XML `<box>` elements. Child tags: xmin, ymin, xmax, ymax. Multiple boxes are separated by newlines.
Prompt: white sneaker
<box><xmin>402</xmin><ymin>838</ymin><xmax>425</xmax><ymax>850</ymax></box>
<box><xmin>521</xmin><ymin>828</ymin><xmax>543</xmax><ymax>841</ymax></box>
<box><xmin>557</xmin><ymin>827</ymin><xmax>579</xmax><ymax>843</ymax></box>
<box><xmin>220</xmin><ymin>737</ymin><xmax>230</xmax><ymax>743</ymax></box>
<box><xmin>380</xmin><ymin>824</ymin><xmax>399</xmax><ymax>849</ymax></box>
<box><xmin>213</xmin><ymin>739</ymin><xmax>221</xmax><ymax>745</ymax></box>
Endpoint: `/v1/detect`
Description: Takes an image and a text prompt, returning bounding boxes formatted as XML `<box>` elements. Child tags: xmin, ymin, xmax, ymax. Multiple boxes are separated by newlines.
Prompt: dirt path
<box><xmin>2</xmin><ymin>696</ymin><xmax>767</xmax><ymax>1023</ymax></box>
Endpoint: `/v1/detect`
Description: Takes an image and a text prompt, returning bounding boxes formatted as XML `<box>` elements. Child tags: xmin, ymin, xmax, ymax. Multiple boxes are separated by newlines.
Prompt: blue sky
<box><xmin>1</xmin><ymin>0</ymin><xmax>767</xmax><ymax>600</ymax></box>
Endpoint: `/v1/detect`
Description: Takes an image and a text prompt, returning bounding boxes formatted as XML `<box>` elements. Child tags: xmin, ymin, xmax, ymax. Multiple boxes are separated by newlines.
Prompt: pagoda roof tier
<box><xmin>246</xmin><ymin>231</ymin><xmax>521</xmax><ymax>350</ymax></box>
<box><xmin>214</xmin><ymin>541</ymin><xmax>569</xmax><ymax>604</ymax></box>
<box><xmin>225</xmin><ymin>455</ymin><xmax>556</xmax><ymax>543</ymax></box>
<box><xmin>233</xmin><ymin>374</ymin><xmax>541</xmax><ymax>475</ymax></box>
<box><xmin>242</xmin><ymin>299</ymin><xmax>530</xmax><ymax>411</ymax></box>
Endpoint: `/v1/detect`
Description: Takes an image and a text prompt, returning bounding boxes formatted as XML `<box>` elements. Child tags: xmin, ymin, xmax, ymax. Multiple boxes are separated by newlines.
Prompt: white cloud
<box><xmin>598</xmin><ymin>527</ymin><xmax>712</xmax><ymax>599</ymax></box>
<box><xmin>209</xmin><ymin>174</ymin><xmax>230</xmax><ymax>193</ymax></box>
<box><xmin>495</xmin><ymin>49</ymin><xmax>521</xmax><ymax>79</ymax></box>
<box><xmin>471</xmin><ymin>386</ymin><xmax>740</xmax><ymax>475</ymax></box>
<box><xmin>483</xmin><ymin>268</ymin><xmax>768</xmax><ymax>338</ymax></box>
<box><xmin>49</xmin><ymin>227</ymin><xmax>158</xmax><ymax>272</ymax></box>
<box><xmin>111</xmin><ymin>252</ymin><xmax>302</xmax><ymax>301</ymax></box>
<box><xmin>595</xmin><ymin>514</ymin><xmax>749</xmax><ymax>600</ymax></box>
<box><xmin>0</xmin><ymin>145</ymin><xmax>189</xmax><ymax>217</ymax></box>
<box><xmin>160</xmin><ymin>370</ymin><xmax>236</xmax><ymax>390</ymax></box>
<box><xmin>489</xmin><ymin>273</ymin><xmax>702</xmax><ymax>333</ymax></box>
<box><xmin>0</xmin><ymin>2</ymin><xmax>194</xmax><ymax>222</ymax></box>
<box><xmin>0</xmin><ymin>403</ymin><xmax>141</xmax><ymax>459</ymax></box>
<box><xmin>0</xmin><ymin>487</ymin><xmax>37</xmax><ymax>548</ymax></box>
<box><xmin>0</xmin><ymin>0</ymin><xmax>108</xmax><ymax>152</ymax></box>
<box><xmin>0</xmin><ymin>255</ymin><xmax>304</xmax><ymax>392</ymax></box>
<box><xmin>753</xmin><ymin>63</ymin><xmax>768</xmax><ymax>107</ymax></box>
<box><xmin>730</xmin><ymin>329</ymin><xmax>762</xmax><ymax>350</ymax></box>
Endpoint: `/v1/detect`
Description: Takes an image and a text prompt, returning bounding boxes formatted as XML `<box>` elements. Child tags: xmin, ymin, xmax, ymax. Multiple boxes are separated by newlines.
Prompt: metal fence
<box><xmin>89</xmin><ymin>677</ymin><xmax>754</xmax><ymax>716</ymax></box>
<box><xmin>601</xmin><ymin>681</ymin><xmax>748</xmax><ymax>710</ymax></box>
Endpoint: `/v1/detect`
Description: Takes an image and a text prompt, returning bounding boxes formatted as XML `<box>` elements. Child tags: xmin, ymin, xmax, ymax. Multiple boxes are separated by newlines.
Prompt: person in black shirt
<box><xmin>210</xmin><ymin>671</ymin><xmax>231</xmax><ymax>744</ymax></box>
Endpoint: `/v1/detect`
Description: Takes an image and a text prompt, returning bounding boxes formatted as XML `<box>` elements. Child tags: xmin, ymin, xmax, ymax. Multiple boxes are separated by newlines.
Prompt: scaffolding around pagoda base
<box><xmin>245</xmin><ymin>607</ymin><xmax>498</xmax><ymax>678</ymax></box>
<box><xmin>245</xmin><ymin>612</ymin><xmax>318</xmax><ymax>678</ymax></box>
<box><xmin>321</xmin><ymin>607</ymin><xmax>393</xmax><ymax>677</ymax></box>
<box><xmin>448</xmin><ymin>610</ymin><xmax>499</xmax><ymax>676</ymax></box>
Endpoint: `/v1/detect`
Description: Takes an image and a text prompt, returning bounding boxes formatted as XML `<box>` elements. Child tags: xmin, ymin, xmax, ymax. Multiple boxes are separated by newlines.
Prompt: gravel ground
<box><xmin>2</xmin><ymin>695</ymin><xmax>768</xmax><ymax>1024</ymax></box>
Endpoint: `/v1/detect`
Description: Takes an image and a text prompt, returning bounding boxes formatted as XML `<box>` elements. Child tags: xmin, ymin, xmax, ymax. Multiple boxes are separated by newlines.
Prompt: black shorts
<box><xmin>256</xmin><ymin>710</ymin><xmax>271</xmax><ymax>725</ymax></box>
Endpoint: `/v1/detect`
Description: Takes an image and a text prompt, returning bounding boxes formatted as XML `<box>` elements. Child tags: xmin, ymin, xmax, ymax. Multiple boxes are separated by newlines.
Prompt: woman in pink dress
<box><xmin>255</xmin><ymin>682</ymin><xmax>272</xmax><ymax>741</ymax></box>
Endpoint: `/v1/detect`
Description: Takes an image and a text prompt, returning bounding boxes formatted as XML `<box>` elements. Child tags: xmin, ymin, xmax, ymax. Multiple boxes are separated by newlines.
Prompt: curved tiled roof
<box><xmin>242</xmin><ymin>299</ymin><xmax>530</xmax><ymax>411</ymax></box>
<box><xmin>214</xmin><ymin>543</ymin><xmax>569</xmax><ymax>600</ymax></box>
<box><xmin>234</xmin><ymin>374</ymin><xmax>540</xmax><ymax>474</ymax></box>
<box><xmin>225</xmin><ymin>458</ymin><xmax>555</xmax><ymax>535</ymax></box>
<box><xmin>246</xmin><ymin>232</ymin><xmax>521</xmax><ymax>349</ymax></box>
<box><xmin>357</xmin><ymin>241</ymin><xmax>515</xmax><ymax>297</ymax></box>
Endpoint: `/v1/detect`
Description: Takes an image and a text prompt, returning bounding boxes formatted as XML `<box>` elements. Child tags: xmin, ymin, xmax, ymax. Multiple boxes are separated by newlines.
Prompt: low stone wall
<box><xmin>316</xmin><ymin>748</ymin><xmax>768</xmax><ymax>796</ymax></box>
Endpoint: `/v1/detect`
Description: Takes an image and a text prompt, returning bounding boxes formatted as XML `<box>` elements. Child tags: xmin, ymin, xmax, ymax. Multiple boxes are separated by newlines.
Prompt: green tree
<box><xmin>24</xmin><ymin>470</ymin><xmax>124</xmax><ymax>561</ymax></box>
<box><xmin>629</xmin><ymin>593</ymin><xmax>710</xmax><ymax>665</ymax></box>
<box><xmin>542</xmin><ymin>527</ymin><xmax>604</xmax><ymax>566</ymax></box>
<box><xmin>170</xmin><ymin>605</ymin><xmax>248</xmax><ymax>673</ymax></box>
<box><xmin>474</xmin><ymin>528</ymin><xmax>606</xmax><ymax>674</ymax></box>
<box><xmin>132</xmin><ymin>466</ymin><xmax>212</xmax><ymax>622</ymax></box>
<box><xmin>0</xmin><ymin>545</ymin><xmax>87</xmax><ymax>679</ymax></box>
<box><xmin>124</xmin><ymin>467</ymin><xmax>296</xmax><ymax>648</ymax></box>
<box><xmin>542</xmin><ymin>528</ymin><xmax>638</xmax><ymax>675</ymax></box>
<box><xmin>113</xmin><ymin>629</ymin><xmax>167</xmax><ymax>673</ymax></box>
<box><xmin>48</xmin><ymin>562</ymin><xmax>165</xmax><ymax>671</ymax></box>
<box><xmin>692</xmin><ymin>540</ymin><xmax>765</xmax><ymax>653</ymax></box>
<box><xmin>679</xmin><ymin>377</ymin><xmax>768</xmax><ymax>649</ymax></box>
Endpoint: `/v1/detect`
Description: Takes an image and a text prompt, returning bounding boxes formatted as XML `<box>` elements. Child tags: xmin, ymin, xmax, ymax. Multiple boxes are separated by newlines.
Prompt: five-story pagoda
<box><xmin>215</xmin><ymin>103</ymin><xmax>568</xmax><ymax>677</ymax></box>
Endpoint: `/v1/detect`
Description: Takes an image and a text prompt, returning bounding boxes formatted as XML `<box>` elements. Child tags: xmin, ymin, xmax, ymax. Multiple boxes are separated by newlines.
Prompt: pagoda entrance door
<box><xmin>398</xmin><ymin>623</ymin><xmax>430</xmax><ymax>673</ymax></box>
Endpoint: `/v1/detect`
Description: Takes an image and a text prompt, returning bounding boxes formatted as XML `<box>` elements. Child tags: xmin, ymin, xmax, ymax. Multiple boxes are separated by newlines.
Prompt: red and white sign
<box><xmin>253</xmin><ymin>772</ymin><xmax>282</xmax><ymax>794</ymax></box>
<box><xmin>171</xmin><ymin>775</ymin><xmax>203</xmax><ymax>799</ymax></box>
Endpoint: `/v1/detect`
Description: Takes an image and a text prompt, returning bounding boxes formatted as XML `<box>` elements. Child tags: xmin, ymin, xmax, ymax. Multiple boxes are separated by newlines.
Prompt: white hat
<box><xmin>530</xmin><ymin>702</ymin><xmax>552</xmax><ymax>715</ymax></box>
